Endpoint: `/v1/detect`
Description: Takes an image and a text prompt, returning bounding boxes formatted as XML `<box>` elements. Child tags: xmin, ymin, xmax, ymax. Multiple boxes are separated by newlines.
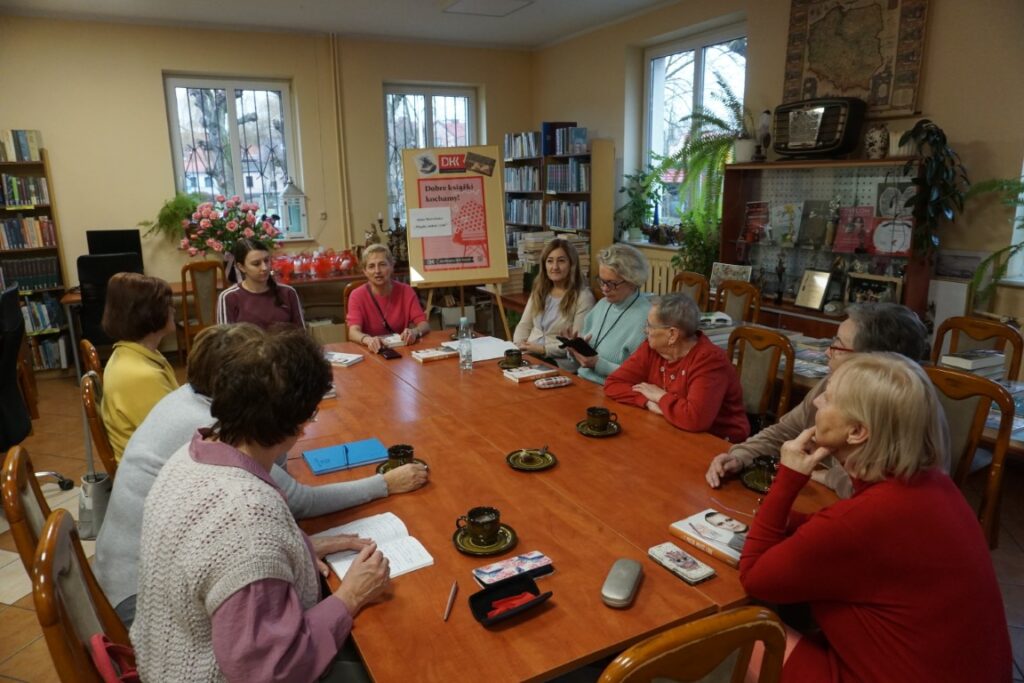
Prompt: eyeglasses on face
<box><xmin>828</xmin><ymin>337</ymin><xmax>855</xmax><ymax>354</ymax></box>
<box><xmin>644</xmin><ymin>321</ymin><xmax>673</xmax><ymax>333</ymax></box>
<box><xmin>599</xmin><ymin>278</ymin><xmax>625</xmax><ymax>291</ymax></box>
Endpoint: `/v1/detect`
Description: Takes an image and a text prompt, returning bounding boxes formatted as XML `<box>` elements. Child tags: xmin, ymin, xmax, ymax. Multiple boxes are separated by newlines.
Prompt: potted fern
<box><xmin>138</xmin><ymin>192</ymin><xmax>202</xmax><ymax>242</ymax></box>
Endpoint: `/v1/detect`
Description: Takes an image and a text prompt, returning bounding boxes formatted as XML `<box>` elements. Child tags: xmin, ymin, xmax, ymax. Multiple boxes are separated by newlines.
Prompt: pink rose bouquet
<box><xmin>180</xmin><ymin>194</ymin><xmax>280</xmax><ymax>257</ymax></box>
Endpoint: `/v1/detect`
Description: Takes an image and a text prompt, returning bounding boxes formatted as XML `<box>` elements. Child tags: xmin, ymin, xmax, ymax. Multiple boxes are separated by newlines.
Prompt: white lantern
<box><xmin>280</xmin><ymin>178</ymin><xmax>307</xmax><ymax>237</ymax></box>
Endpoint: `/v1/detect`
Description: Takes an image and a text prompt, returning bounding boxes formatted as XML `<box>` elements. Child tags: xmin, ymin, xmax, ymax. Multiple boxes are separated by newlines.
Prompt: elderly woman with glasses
<box><xmin>604</xmin><ymin>292</ymin><xmax>748</xmax><ymax>443</ymax></box>
<box><xmin>740</xmin><ymin>353</ymin><xmax>1010</xmax><ymax>682</ymax></box>
<box><xmin>564</xmin><ymin>243</ymin><xmax>652</xmax><ymax>384</ymax></box>
<box><xmin>705</xmin><ymin>303</ymin><xmax>931</xmax><ymax>497</ymax></box>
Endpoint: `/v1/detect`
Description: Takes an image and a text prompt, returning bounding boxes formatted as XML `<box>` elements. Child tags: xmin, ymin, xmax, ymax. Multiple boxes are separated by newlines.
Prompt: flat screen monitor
<box><xmin>86</xmin><ymin>229</ymin><xmax>143</xmax><ymax>271</ymax></box>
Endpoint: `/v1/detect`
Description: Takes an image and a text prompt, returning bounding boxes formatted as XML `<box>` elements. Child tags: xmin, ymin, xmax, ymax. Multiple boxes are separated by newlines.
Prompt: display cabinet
<box><xmin>720</xmin><ymin>158</ymin><xmax>929</xmax><ymax>333</ymax></box>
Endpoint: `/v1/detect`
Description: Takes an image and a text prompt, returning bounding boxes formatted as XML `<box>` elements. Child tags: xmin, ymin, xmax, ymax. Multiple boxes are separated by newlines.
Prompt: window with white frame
<box><xmin>165</xmin><ymin>76</ymin><xmax>307</xmax><ymax>239</ymax></box>
<box><xmin>384</xmin><ymin>85</ymin><xmax>476</xmax><ymax>222</ymax></box>
<box><xmin>644</xmin><ymin>25</ymin><xmax>747</xmax><ymax>224</ymax></box>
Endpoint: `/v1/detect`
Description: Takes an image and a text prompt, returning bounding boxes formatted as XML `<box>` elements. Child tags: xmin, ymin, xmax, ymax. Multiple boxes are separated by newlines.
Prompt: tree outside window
<box><xmin>384</xmin><ymin>85</ymin><xmax>476</xmax><ymax>222</ymax></box>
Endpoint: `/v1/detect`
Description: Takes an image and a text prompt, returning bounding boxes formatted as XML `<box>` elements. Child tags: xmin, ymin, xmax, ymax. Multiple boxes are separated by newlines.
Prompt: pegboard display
<box><xmin>721</xmin><ymin>160</ymin><xmax>918</xmax><ymax>307</ymax></box>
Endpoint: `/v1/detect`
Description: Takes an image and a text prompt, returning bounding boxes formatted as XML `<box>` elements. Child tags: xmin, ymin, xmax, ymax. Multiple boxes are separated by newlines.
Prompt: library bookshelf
<box><xmin>1</xmin><ymin>148</ymin><xmax>71</xmax><ymax>375</ymax></box>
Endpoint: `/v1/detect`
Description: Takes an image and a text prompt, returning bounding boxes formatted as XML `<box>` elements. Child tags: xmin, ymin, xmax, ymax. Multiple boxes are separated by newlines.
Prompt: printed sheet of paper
<box><xmin>440</xmin><ymin>336</ymin><xmax>517</xmax><ymax>362</ymax></box>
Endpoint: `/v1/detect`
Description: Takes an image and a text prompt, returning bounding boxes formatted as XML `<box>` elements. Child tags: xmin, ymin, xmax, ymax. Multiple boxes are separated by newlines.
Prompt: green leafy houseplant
<box><xmin>670</xmin><ymin>209</ymin><xmax>719</xmax><ymax>278</ymax></box>
<box><xmin>138</xmin><ymin>192</ymin><xmax>202</xmax><ymax>242</ymax></box>
<box><xmin>966</xmin><ymin>178</ymin><xmax>1024</xmax><ymax>305</ymax></box>
<box><xmin>899</xmin><ymin>119</ymin><xmax>970</xmax><ymax>253</ymax></box>
<box><xmin>615</xmin><ymin>168</ymin><xmax>661</xmax><ymax>237</ymax></box>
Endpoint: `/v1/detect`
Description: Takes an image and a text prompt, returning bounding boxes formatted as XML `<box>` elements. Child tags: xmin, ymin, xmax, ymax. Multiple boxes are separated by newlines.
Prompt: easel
<box><xmin>418</xmin><ymin>278</ymin><xmax>512</xmax><ymax>340</ymax></box>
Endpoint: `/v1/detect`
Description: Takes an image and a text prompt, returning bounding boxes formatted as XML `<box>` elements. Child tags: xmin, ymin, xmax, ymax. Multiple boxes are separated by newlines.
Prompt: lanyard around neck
<box><xmin>593</xmin><ymin>291</ymin><xmax>641</xmax><ymax>350</ymax></box>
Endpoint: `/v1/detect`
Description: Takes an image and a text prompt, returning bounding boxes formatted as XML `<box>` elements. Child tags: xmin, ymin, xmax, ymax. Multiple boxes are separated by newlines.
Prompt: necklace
<box><xmin>592</xmin><ymin>291</ymin><xmax>641</xmax><ymax>350</ymax></box>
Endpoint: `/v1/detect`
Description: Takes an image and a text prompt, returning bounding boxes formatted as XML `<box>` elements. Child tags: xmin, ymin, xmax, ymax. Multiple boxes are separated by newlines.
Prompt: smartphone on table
<box><xmin>379</xmin><ymin>347</ymin><xmax>401</xmax><ymax>360</ymax></box>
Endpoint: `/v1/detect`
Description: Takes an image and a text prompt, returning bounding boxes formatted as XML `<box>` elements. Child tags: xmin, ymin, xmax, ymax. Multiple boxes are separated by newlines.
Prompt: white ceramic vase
<box><xmin>733</xmin><ymin>138</ymin><xmax>756</xmax><ymax>163</ymax></box>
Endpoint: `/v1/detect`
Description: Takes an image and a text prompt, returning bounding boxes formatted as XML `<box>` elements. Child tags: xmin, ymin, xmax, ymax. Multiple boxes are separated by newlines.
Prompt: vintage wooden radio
<box><xmin>773</xmin><ymin>98</ymin><xmax>867</xmax><ymax>157</ymax></box>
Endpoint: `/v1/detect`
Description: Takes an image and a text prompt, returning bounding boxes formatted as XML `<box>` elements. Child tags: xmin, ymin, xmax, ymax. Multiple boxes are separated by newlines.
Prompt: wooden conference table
<box><xmin>291</xmin><ymin>332</ymin><xmax>835</xmax><ymax>682</ymax></box>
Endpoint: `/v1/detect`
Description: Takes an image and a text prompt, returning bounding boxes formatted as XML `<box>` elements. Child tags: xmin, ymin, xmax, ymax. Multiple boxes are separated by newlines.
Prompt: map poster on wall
<box><xmin>401</xmin><ymin>146</ymin><xmax>509</xmax><ymax>287</ymax></box>
<box><xmin>782</xmin><ymin>0</ymin><xmax>929</xmax><ymax>117</ymax></box>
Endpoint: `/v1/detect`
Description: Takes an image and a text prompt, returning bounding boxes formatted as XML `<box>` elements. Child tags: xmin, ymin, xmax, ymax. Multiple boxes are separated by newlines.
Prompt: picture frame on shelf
<box><xmin>794</xmin><ymin>270</ymin><xmax>832</xmax><ymax>310</ymax></box>
<box><xmin>845</xmin><ymin>272</ymin><xmax>902</xmax><ymax>306</ymax></box>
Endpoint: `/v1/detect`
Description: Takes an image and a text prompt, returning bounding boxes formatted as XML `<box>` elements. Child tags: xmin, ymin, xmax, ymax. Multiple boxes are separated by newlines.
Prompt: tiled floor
<box><xmin>1</xmin><ymin>371</ymin><xmax>1022</xmax><ymax>681</ymax></box>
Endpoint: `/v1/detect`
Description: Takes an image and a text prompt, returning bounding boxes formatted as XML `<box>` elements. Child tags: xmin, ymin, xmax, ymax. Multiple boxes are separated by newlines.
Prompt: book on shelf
<box><xmin>324</xmin><ymin>350</ymin><xmax>364</xmax><ymax>367</ymax></box>
<box><xmin>940</xmin><ymin>349</ymin><xmax>1005</xmax><ymax>371</ymax></box>
<box><xmin>669</xmin><ymin>509</ymin><xmax>747</xmax><ymax>567</ymax></box>
<box><xmin>0</xmin><ymin>130</ymin><xmax>43</xmax><ymax>162</ymax></box>
<box><xmin>540</xmin><ymin>121</ymin><xmax>576</xmax><ymax>156</ymax></box>
<box><xmin>302</xmin><ymin>437</ymin><xmax>388</xmax><ymax>475</ymax></box>
<box><xmin>315</xmin><ymin>512</ymin><xmax>434</xmax><ymax>579</ymax></box>
<box><xmin>503</xmin><ymin>362</ymin><xmax>559</xmax><ymax>383</ymax></box>
<box><xmin>799</xmin><ymin>200</ymin><xmax>831</xmax><ymax>246</ymax></box>
<box><xmin>769</xmin><ymin>201</ymin><xmax>804</xmax><ymax>244</ymax></box>
<box><xmin>411</xmin><ymin>346</ymin><xmax>459</xmax><ymax>363</ymax></box>
<box><xmin>832</xmin><ymin>206</ymin><xmax>874</xmax><ymax>254</ymax></box>
<box><xmin>503</xmin><ymin>131</ymin><xmax>540</xmax><ymax>160</ymax></box>
<box><xmin>742</xmin><ymin>201</ymin><xmax>770</xmax><ymax>241</ymax></box>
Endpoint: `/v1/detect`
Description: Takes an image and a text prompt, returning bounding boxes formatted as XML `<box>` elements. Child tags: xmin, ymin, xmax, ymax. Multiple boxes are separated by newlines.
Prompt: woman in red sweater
<box><xmin>604</xmin><ymin>292</ymin><xmax>748</xmax><ymax>443</ymax></box>
<box><xmin>740</xmin><ymin>353</ymin><xmax>1011</xmax><ymax>682</ymax></box>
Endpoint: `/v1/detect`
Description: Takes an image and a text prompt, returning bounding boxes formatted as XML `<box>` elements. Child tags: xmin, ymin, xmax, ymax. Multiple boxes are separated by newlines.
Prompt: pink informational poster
<box><xmin>417</xmin><ymin>176</ymin><xmax>490</xmax><ymax>271</ymax></box>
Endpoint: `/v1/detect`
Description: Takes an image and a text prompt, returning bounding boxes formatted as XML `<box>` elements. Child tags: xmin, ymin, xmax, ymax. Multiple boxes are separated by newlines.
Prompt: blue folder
<box><xmin>303</xmin><ymin>437</ymin><xmax>388</xmax><ymax>475</ymax></box>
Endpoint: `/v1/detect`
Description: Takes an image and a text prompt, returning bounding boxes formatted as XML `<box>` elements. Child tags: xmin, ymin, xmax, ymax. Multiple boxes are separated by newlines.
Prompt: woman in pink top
<box><xmin>346</xmin><ymin>244</ymin><xmax>429</xmax><ymax>353</ymax></box>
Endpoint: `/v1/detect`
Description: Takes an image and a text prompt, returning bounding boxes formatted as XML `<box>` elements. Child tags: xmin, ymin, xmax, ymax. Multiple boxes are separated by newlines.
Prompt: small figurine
<box><xmin>752</xmin><ymin>110</ymin><xmax>772</xmax><ymax>162</ymax></box>
<box><xmin>364</xmin><ymin>222</ymin><xmax>381</xmax><ymax>247</ymax></box>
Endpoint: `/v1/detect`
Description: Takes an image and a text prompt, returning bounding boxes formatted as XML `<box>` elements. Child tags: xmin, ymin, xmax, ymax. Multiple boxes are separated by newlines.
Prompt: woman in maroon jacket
<box><xmin>604</xmin><ymin>292</ymin><xmax>748</xmax><ymax>443</ymax></box>
<box><xmin>741</xmin><ymin>353</ymin><xmax>1011</xmax><ymax>683</ymax></box>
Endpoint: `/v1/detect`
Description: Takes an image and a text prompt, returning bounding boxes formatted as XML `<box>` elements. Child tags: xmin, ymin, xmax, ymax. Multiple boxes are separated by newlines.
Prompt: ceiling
<box><xmin>0</xmin><ymin>0</ymin><xmax>678</xmax><ymax>49</ymax></box>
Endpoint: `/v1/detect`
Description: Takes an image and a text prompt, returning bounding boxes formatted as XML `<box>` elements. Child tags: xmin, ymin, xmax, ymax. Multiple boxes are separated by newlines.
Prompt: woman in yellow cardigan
<box><xmin>100</xmin><ymin>273</ymin><xmax>178</xmax><ymax>462</ymax></box>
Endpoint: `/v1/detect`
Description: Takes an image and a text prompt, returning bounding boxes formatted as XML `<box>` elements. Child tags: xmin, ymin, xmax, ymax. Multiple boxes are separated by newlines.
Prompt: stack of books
<box><xmin>411</xmin><ymin>346</ymin><xmax>459</xmax><ymax>363</ymax></box>
<box><xmin>940</xmin><ymin>349</ymin><xmax>1006</xmax><ymax>381</ymax></box>
<box><xmin>503</xmin><ymin>362</ymin><xmax>559</xmax><ymax>383</ymax></box>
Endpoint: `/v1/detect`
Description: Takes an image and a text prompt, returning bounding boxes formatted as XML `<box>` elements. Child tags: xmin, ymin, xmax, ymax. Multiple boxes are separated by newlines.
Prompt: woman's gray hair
<box><xmin>597</xmin><ymin>243</ymin><xmax>650</xmax><ymax>288</ymax></box>
<box><xmin>650</xmin><ymin>292</ymin><xmax>700</xmax><ymax>337</ymax></box>
<box><xmin>846</xmin><ymin>303</ymin><xmax>928</xmax><ymax>361</ymax></box>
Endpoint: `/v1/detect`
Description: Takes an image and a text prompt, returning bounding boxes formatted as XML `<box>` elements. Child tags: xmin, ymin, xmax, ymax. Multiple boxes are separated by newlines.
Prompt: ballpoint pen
<box><xmin>443</xmin><ymin>580</ymin><xmax>458</xmax><ymax>621</ymax></box>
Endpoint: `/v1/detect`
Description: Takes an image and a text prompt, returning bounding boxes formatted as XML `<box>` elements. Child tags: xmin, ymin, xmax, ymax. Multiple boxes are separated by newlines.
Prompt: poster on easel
<box><xmin>401</xmin><ymin>146</ymin><xmax>509</xmax><ymax>287</ymax></box>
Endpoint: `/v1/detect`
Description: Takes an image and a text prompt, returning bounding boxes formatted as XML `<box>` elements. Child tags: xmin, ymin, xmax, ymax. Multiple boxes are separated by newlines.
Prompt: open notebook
<box><xmin>314</xmin><ymin>512</ymin><xmax>433</xmax><ymax>578</ymax></box>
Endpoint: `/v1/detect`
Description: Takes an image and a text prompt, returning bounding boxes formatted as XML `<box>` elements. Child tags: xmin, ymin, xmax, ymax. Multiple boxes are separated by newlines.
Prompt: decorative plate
<box><xmin>576</xmin><ymin>419</ymin><xmax>622</xmax><ymax>438</ymax></box>
<box><xmin>506</xmin><ymin>449</ymin><xmax>557</xmax><ymax>472</ymax></box>
<box><xmin>741</xmin><ymin>468</ymin><xmax>774</xmax><ymax>494</ymax></box>
<box><xmin>376</xmin><ymin>457</ymin><xmax>428</xmax><ymax>475</ymax></box>
<box><xmin>453</xmin><ymin>524</ymin><xmax>519</xmax><ymax>556</ymax></box>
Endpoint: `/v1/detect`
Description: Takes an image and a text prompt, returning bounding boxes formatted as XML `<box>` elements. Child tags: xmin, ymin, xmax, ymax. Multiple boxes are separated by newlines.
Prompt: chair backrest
<box><xmin>182</xmin><ymin>260</ymin><xmax>225</xmax><ymax>330</ymax></box>
<box><xmin>343</xmin><ymin>278</ymin><xmax>368</xmax><ymax>314</ymax></box>
<box><xmin>82</xmin><ymin>372</ymin><xmax>118</xmax><ymax>479</ymax></box>
<box><xmin>924</xmin><ymin>365</ymin><xmax>1013</xmax><ymax>547</ymax></box>
<box><xmin>79</xmin><ymin>339</ymin><xmax>103</xmax><ymax>382</ymax></box>
<box><xmin>673</xmin><ymin>271</ymin><xmax>710</xmax><ymax>311</ymax></box>
<box><xmin>715</xmin><ymin>280</ymin><xmax>761</xmax><ymax>323</ymax></box>
<box><xmin>34</xmin><ymin>508</ymin><xmax>132</xmax><ymax>683</ymax></box>
<box><xmin>931</xmin><ymin>315</ymin><xmax>1024</xmax><ymax>381</ymax></box>
<box><xmin>1</xmin><ymin>446</ymin><xmax>52</xmax><ymax>574</ymax></box>
<box><xmin>598</xmin><ymin>606</ymin><xmax>785</xmax><ymax>683</ymax></box>
<box><xmin>727</xmin><ymin>327</ymin><xmax>795</xmax><ymax>432</ymax></box>
<box><xmin>1</xmin><ymin>284</ymin><xmax>32</xmax><ymax>449</ymax></box>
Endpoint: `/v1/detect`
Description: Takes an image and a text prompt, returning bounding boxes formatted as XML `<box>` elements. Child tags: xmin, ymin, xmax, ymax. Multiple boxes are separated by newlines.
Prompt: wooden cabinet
<box><xmin>0</xmin><ymin>149</ymin><xmax>70</xmax><ymax>373</ymax></box>
<box><xmin>720</xmin><ymin>158</ymin><xmax>929</xmax><ymax>318</ymax></box>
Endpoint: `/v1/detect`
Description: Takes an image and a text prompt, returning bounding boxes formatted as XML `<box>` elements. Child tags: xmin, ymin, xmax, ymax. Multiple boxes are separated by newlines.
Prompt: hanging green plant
<box><xmin>899</xmin><ymin>119</ymin><xmax>970</xmax><ymax>253</ymax></box>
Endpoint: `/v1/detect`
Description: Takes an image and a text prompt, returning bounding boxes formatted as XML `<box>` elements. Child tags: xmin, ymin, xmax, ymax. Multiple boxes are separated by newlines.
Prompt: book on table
<box><xmin>940</xmin><ymin>349</ymin><xmax>1005</xmax><ymax>370</ymax></box>
<box><xmin>503</xmin><ymin>363</ymin><xmax>559</xmax><ymax>383</ymax></box>
<box><xmin>315</xmin><ymin>512</ymin><xmax>433</xmax><ymax>578</ymax></box>
<box><xmin>380</xmin><ymin>333</ymin><xmax>406</xmax><ymax>348</ymax></box>
<box><xmin>669</xmin><ymin>508</ymin><xmax>747</xmax><ymax>567</ymax></box>
<box><xmin>302</xmin><ymin>437</ymin><xmax>388</xmax><ymax>475</ymax></box>
<box><xmin>411</xmin><ymin>346</ymin><xmax>459</xmax><ymax>363</ymax></box>
<box><xmin>324</xmin><ymin>350</ymin><xmax>364</xmax><ymax>367</ymax></box>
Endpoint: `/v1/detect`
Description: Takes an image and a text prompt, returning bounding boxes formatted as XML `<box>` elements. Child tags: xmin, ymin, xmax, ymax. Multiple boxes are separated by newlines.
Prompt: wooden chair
<box><xmin>715</xmin><ymin>280</ymin><xmax>761</xmax><ymax>324</ymax></box>
<box><xmin>727</xmin><ymin>327</ymin><xmax>795</xmax><ymax>434</ymax></box>
<box><xmin>925</xmin><ymin>365</ymin><xmax>1013</xmax><ymax>548</ymax></box>
<box><xmin>1</xmin><ymin>446</ymin><xmax>53</xmax><ymax>574</ymax></box>
<box><xmin>82</xmin><ymin>371</ymin><xmax>118</xmax><ymax>479</ymax></box>
<box><xmin>931</xmin><ymin>315</ymin><xmax>1024</xmax><ymax>381</ymax></box>
<box><xmin>179</xmin><ymin>260</ymin><xmax>226</xmax><ymax>361</ymax></box>
<box><xmin>343</xmin><ymin>278</ymin><xmax>368</xmax><ymax>315</ymax></box>
<box><xmin>34</xmin><ymin>508</ymin><xmax>134</xmax><ymax>683</ymax></box>
<box><xmin>79</xmin><ymin>338</ymin><xmax>103</xmax><ymax>382</ymax></box>
<box><xmin>598</xmin><ymin>606</ymin><xmax>785</xmax><ymax>683</ymax></box>
<box><xmin>672</xmin><ymin>271</ymin><xmax>710</xmax><ymax>311</ymax></box>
